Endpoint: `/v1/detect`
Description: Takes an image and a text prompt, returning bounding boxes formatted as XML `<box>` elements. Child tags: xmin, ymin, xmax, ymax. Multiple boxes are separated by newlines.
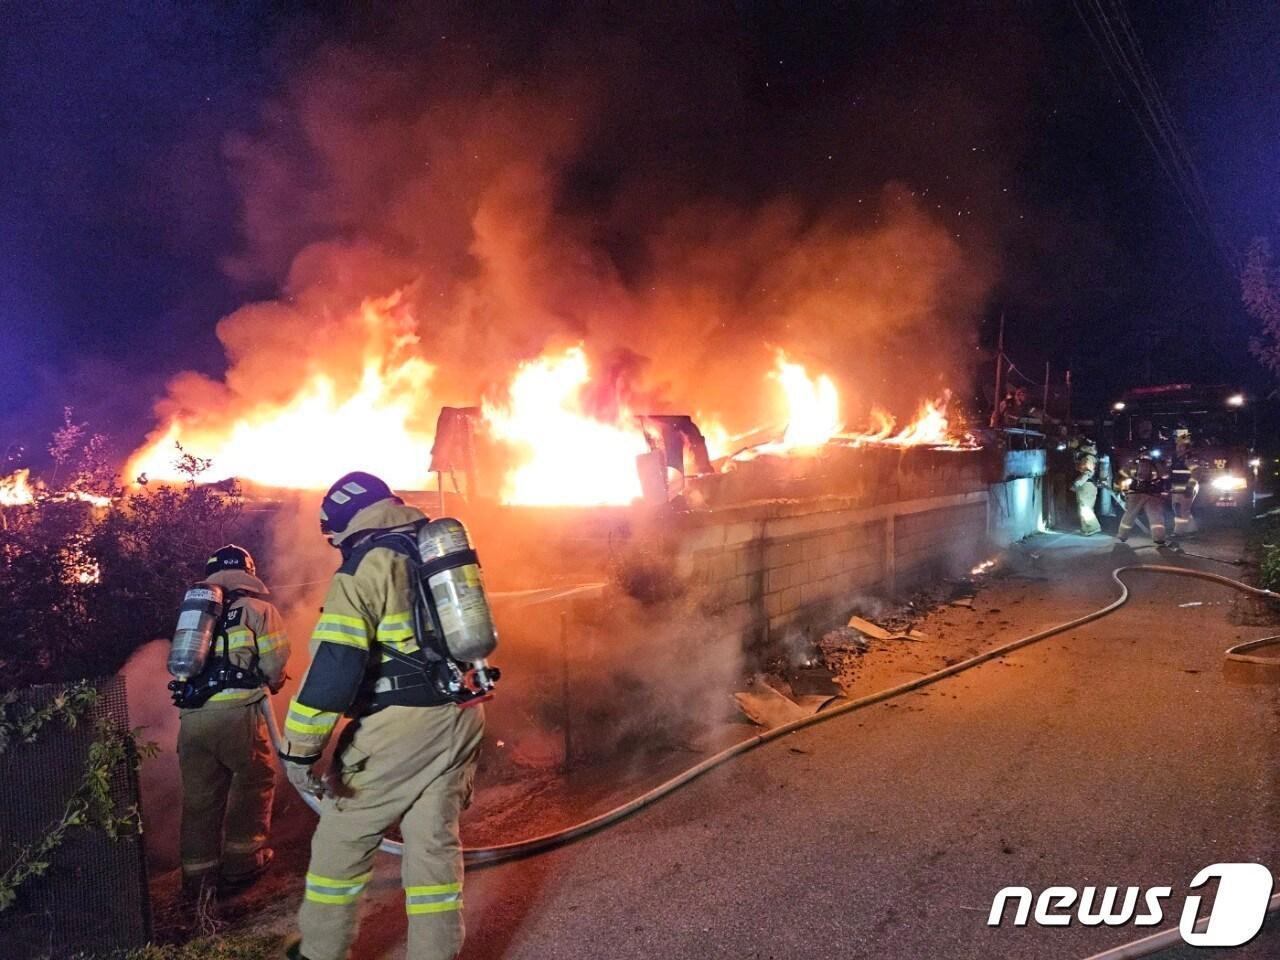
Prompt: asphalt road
<box><xmin>362</xmin><ymin>526</ymin><xmax>1280</xmax><ymax>960</ymax></box>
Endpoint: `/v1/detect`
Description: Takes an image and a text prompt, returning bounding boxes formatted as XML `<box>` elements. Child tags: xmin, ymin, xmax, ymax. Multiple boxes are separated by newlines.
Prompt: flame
<box><xmin>1</xmin><ymin>469</ymin><xmax>35</xmax><ymax>506</ymax></box>
<box><xmin>836</xmin><ymin>393</ymin><xmax>976</xmax><ymax>450</ymax></box>
<box><xmin>126</xmin><ymin>296</ymin><xmax>437</xmax><ymax>490</ymax></box>
<box><xmin>482</xmin><ymin>346</ymin><xmax>649</xmax><ymax>506</ymax></box>
<box><xmin>881</xmin><ymin>397</ymin><xmax>952</xmax><ymax>447</ymax></box>
<box><xmin>771</xmin><ymin>352</ymin><xmax>842</xmax><ymax>449</ymax></box>
<box><xmin>697</xmin><ymin>415</ymin><xmax>732</xmax><ymax>461</ymax></box>
<box><xmin>62</xmin><ymin>490</ymin><xmax>113</xmax><ymax>508</ymax></box>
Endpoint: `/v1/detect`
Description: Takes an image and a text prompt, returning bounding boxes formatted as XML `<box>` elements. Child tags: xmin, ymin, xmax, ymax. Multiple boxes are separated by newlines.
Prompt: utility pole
<box><xmin>990</xmin><ymin>311</ymin><xmax>1005</xmax><ymax>428</ymax></box>
<box><xmin>1065</xmin><ymin>368</ymin><xmax>1073</xmax><ymax>432</ymax></box>
<box><xmin>1043</xmin><ymin>362</ymin><xmax>1051</xmax><ymax>421</ymax></box>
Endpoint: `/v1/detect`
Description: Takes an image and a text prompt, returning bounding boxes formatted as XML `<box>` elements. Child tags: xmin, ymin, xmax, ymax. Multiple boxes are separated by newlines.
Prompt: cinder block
<box><xmin>737</xmin><ymin>547</ymin><xmax>765</xmax><ymax>576</ymax></box>
<box><xmin>709</xmin><ymin>551</ymin><xmax>738</xmax><ymax>583</ymax></box>
<box><xmin>679</xmin><ymin>525</ymin><xmax>726</xmax><ymax>553</ymax></box>
<box><xmin>717</xmin><ymin>575</ymin><xmax>751</xmax><ymax>607</ymax></box>
<box><xmin>779</xmin><ymin>585</ymin><xmax>802</xmax><ymax>615</ymax></box>
<box><xmin>764</xmin><ymin>540</ymin><xmax>803</xmax><ymax>568</ymax></box>
<box><xmin>723</xmin><ymin>520</ymin><xmax>763</xmax><ymax>546</ymax></box>
<box><xmin>766</xmin><ymin>510</ymin><xmax>848</xmax><ymax>539</ymax></box>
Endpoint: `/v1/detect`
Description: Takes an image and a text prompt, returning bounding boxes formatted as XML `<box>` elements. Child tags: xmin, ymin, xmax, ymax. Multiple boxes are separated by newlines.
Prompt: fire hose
<box><xmin>260</xmin><ymin>562</ymin><xmax>1280</xmax><ymax>953</ymax></box>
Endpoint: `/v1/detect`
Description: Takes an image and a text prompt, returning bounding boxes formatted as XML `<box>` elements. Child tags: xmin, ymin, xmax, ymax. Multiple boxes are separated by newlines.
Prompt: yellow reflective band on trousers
<box><xmin>286</xmin><ymin>701</ymin><xmax>339</xmax><ymax>736</ymax></box>
<box><xmin>305</xmin><ymin>870</ymin><xmax>372</xmax><ymax>905</ymax></box>
<box><xmin>405</xmin><ymin>882</ymin><xmax>462</xmax><ymax>914</ymax></box>
<box><xmin>312</xmin><ymin>613</ymin><xmax>371</xmax><ymax>650</ymax></box>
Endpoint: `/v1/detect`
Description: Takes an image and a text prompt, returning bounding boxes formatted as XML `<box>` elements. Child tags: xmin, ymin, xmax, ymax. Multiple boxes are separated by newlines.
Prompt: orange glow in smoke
<box><xmin>482</xmin><ymin>346</ymin><xmax>649</xmax><ymax>506</ymax></box>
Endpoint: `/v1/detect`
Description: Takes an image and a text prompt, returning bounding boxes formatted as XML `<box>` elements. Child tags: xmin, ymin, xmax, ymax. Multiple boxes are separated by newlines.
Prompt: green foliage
<box><xmin>0</xmin><ymin>426</ymin><xmax>246</xmax><ymax>689</ymax></box>
<box><xmin>0</xmin><ymin>680</ymin><xmax>98</xmax><ymax>755</ymax></box>
<box><xmin>1244</xmin><ymin>236</ymin><xmax>1280</xmax><ymax>379</ymax></box>
<box><xmin>0</xmin><ymin>685</ymin><xmax>158</xmax><ymax>913</ymax></box>
<box><xmin>1260</xmin><ymin>541</ymin><xmax>1280</xmax><ymax>593</ymax></box>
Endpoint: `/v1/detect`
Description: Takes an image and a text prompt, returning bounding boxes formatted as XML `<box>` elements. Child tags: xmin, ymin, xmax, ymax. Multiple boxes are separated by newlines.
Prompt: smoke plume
<box><xmin>133</xmin><ymin>17</ymin><xmax>1000</xmax><ymax>466</ymax></box>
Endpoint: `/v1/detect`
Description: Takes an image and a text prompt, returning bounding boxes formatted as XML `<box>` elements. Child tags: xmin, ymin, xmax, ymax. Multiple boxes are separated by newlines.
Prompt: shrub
<box><xmin>0</xmin><ymin>427</ymin><xmax>247</xmax><ymax>689</ymax></box>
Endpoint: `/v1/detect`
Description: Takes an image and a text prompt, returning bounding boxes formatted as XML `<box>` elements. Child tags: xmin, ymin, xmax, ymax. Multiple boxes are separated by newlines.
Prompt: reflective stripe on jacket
<box><xmin>284</xmin><ymin>499</ymin><xmax>434</xmax><ymax>759</ymax></box>
<box><xmin>181</xmin><ymin>569</ymin><xmax>290</xmax><ymax>714</ymax></box>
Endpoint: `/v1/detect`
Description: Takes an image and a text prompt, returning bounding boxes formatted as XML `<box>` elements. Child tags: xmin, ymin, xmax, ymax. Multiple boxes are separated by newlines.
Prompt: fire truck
<box><xmin>1106</xmin><ymin>383</ymin><xmax>1258</xmax><ymax>517</ymax></box>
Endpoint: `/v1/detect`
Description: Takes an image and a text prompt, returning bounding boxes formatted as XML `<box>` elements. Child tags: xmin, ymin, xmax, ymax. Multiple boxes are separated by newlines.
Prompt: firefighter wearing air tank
<box><xmin>169</xmin><ymin>545</ymin><xmax>290</xmax><ymax>894</ymax></box>
<box><xmin>280</xmin><ymin>472</ymin><xmax>497</xmax><ymax>960</ymax></box>
<box><xmin>1117</xmin><ymin>450</ymin><xmax>1168</xmax><ymax>544</ymax></box>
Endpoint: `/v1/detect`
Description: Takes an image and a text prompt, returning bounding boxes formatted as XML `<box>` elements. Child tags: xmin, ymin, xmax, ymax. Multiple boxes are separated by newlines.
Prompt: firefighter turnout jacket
<box><xmin>178</xmin><ymin>569</ymin><xmax>289</xmax><ymax>885</ymax></box>
<box><xmin>286</xmin><ymin>497</ymin><xmax>485</xmax><ymax>960</ymax></box>
<box><xmin>182</xmin><ymin>569</ymin><xmax>289</xmax><ymax>712</ymax></box>
<box><xmin>283</xmin><ymin>499</ymin><xmax>452</xmax><ymax>761</ymax></box>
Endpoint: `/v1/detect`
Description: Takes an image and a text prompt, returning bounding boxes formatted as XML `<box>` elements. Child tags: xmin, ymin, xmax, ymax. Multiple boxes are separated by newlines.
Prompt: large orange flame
<box><xmin>772</xmin><ymin>351</ymin><xmax>842</xmax><ymax>449</ymax></box>
<box><xmin>0</xmin><ymin>469</ymin><xmax>35</xmax><ymax>506</ymax></box>
<box><xmin>126</xmin><ymin>296</ymin><xmax>437</xmax><ymax>490</ymax></box>
<box><xmin>482</xmin><ymin>346</ymin><xmax>649</xmax><ymax>506</ymax></box>
<box><xmin>880</xmin><ymin>396</ymin><xmax>952</xmax><ymax>446</ymax></box>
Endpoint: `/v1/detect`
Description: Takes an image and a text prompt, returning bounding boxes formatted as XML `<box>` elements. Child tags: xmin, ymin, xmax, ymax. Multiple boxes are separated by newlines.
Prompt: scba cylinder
<box><xmin>168</xmin><ymin>582</ymin><xmax>225</xmax><ymax>680</ymax></box>
<box><xmin>415</xmin><ymin>518</ymin><xmax>498</xmax><ymax>662</ymax></box>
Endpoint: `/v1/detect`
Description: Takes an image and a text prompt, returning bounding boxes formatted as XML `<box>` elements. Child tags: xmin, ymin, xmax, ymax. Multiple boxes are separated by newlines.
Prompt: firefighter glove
<box><xmin>284</xmin><ymin>759</ymin><xmax>325</xmax><ymax>799</ymax></box>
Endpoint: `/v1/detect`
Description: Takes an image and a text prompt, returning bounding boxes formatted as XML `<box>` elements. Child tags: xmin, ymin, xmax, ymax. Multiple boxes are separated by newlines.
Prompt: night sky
<box><xmin>2</xmin><ymin>1</ymin><xmax>1277</xmax><ymax>465</ymax></box>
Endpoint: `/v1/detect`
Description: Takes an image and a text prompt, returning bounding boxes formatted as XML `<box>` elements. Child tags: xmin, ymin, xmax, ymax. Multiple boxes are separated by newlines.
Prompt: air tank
<box><xmin>168</xmin><ymin>582</ymin><xmax>224</xmax><ymax>680</ymax></box>
<box><xmin>415</xmin><ymin>518</ymin><xmax>498</xmax><ymax>662</ymax></box>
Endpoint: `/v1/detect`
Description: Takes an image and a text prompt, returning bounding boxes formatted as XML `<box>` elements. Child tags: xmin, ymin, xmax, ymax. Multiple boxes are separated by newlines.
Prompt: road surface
<box><xmin>344</xmin><ymin>526</ymin><xmax>1280</xmax><ymax>959</ymax></box>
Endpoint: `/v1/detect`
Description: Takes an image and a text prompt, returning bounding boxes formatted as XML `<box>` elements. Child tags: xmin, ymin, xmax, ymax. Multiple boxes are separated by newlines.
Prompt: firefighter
<box><xmin>1072</xmin><ymin>439</ymin><xmax>1101</xmax><ymax>536</ymax></box>
<box><xmin>1116</xmin><ymin>450</ymin><xmax>1168</xmax><ymax>544</ymax></box>
<box><xmin>280</xmin><ymin>472</ymin><xmax>484</xmax><ymax>960</ymax></box>
<box><xmin>177</xmin><ymin>545</ymin><xmax>289</xmax><ymax>895</ymax></box>
<box><xmin>1170</xmin><ymin>428</ymin><xmax>1199</xmax><ymax>536</ymax></box>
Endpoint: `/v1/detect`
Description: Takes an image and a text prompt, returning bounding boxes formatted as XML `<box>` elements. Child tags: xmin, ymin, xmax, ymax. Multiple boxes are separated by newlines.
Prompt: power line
<box><xmin>1072</xmin><ymin>0</ymin><xmax>1239</xmax><ymax>273</ymax></box>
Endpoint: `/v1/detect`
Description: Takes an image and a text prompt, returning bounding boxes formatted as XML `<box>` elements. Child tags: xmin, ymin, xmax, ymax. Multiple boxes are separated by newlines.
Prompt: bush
<box><xmin>0</xmin><ymin>430</ymin><xmax>247</xmax><ymax>689</ymax></box>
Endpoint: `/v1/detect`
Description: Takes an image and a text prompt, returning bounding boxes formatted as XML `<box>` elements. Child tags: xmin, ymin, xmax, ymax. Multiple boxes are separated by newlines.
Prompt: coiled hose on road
<box><xmin>260</xmin><ymin>563</ymin><xmax>1280</xmax><ymax>955</ymax></box>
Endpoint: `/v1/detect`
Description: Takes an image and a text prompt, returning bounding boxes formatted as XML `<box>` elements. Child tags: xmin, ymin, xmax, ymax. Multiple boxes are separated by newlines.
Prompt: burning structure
<box><xmin>69</xmin><ymin>41</ymin><xmax>1044</xmax><ymax>762</ymax></box>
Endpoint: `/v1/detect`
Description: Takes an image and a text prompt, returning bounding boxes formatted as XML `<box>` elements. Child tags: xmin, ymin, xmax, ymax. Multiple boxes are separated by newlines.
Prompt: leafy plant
<box><xmin>1243</xmin><ymin>236</ymin><xmax>1280</xmax><ymax>380</ymax></box>
<box><xmin>0</xmin><ymin>422</ymin><xmax>247</xmax><ymax>688</ymax></box>
<box><xmin>0</xmin><ymin>685</ymin><xmax>158</xmax><ymax>913</ymax></box>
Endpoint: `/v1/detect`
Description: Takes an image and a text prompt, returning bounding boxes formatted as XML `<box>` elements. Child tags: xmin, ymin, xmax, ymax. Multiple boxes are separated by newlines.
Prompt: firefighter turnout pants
<box><xmin>178</xmin><ymin>699</ymin><xmax>276</xmax><ymax>882</ymax></box>
<box><xmin>1074</xmin><ymin>479</ymin><xmax>1101</xmax><ymax>536</ymax></box>
<box><xmin>299</xmin><ymin>703</ymin><xmax>484</xmax><ymax>960</ymax></box>
<box><xmin>1118</xmin><ymin>492</ymin><xmax>1167</xmax><ymax>543</ymax></box>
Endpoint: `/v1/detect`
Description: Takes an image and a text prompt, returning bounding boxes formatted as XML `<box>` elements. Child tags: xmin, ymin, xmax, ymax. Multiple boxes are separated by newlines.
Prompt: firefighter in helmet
<box><xmin>1116</xmin><ymin>449</ymin><xmax>1168</xmax><ymax>544</ymax></box>
<box><xmin>176</xmin><ymin>545</ymin><xmax>290</xmax><ymax>895</ymax></box>
<box><xmin>1072</xmin><ymin>439</ymin><xmax>1101</xmax><ymax>536</ymax></box>
<box><xmin>281</xmin><ymin>472</ymin><xmax>484</xmax><ymax>960</ymax></box>
<box><xmin>1169</xmin><ymin>427</ymin><xmax>1199</xmax><ymax>536</ymax></box>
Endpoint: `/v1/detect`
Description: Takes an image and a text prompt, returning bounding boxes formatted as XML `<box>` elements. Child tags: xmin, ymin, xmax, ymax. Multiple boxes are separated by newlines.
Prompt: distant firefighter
<box><xmin>1072</xmin><ymin>439</ymin><xmax>1101</xmax><ymax>536</ymax></box>
<box><xmin>281</xmin><ymin>472</ymin><xmax>491</xmax><ymax>960</ymax></box>
<box><xmin>1116</xmin><ymin>451</ymin><xmax>1168</xmax><ymax>545</ymax></box>
<box><xmin>1170</xmin><ymin>429</ymin><xmax>1199</xmax><ymax>537</ymax></box>
<box><xmin>167</xmin><ymin>544</ymin><xmax>290</xmax><ymax>897</ymax></box>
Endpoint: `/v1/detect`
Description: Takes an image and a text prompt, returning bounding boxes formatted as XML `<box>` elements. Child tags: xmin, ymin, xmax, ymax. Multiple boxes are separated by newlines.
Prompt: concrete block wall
<box><xmin>893</xmin><ymin>501</ymin><xmax>989</xmax><ymax>587</ymax></box>
<box><xmin>675</xmin><ymin>490</ymin><xmax>991</xmax><ymax>649</ymax></box>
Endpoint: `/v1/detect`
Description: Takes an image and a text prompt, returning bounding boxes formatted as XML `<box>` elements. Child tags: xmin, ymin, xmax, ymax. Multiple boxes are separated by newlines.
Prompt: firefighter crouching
<box><xmin>280</xmin><ymin>472</ymin><xmax>486</xmax><ymax>960</ymax></box>
<box><xmin>1117</xmin><ymin>450</ymin><xmax>1168</xmax><ymax>545</ymax></box>
<box><xmin>171</xmin><ymin>545</ymin><xmax>289</xmax><ymax>896</ymax></box>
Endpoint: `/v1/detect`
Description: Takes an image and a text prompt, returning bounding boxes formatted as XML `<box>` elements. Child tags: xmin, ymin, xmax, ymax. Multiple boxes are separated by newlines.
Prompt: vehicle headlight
<box><xmin>1211</xmin><ymin>474</ymin><xmax>1247</xmax><ymax>492</ymax></box>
